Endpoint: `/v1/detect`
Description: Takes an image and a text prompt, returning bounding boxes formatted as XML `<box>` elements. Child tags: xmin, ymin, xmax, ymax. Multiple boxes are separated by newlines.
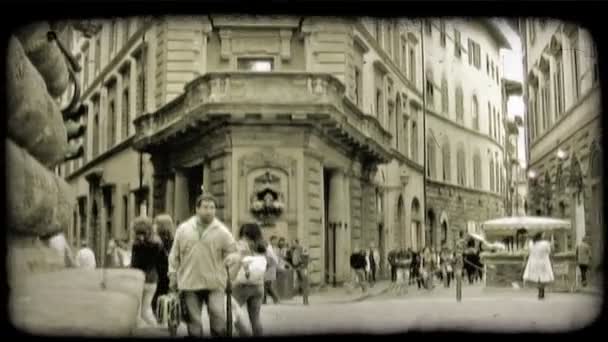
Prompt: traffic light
<box><xmin>63</xmin><ymin>102</ymin><xmax>87</xmax><ymax>162</ymax></box>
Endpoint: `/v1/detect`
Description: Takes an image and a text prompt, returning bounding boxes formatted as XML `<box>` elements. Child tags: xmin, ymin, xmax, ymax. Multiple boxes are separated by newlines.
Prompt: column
<box><xmin>328</xmin><ymin>170</ymin><xmax>348</xmax><ymax>283</ymax></box>
<box><xmin>174</xmin><ymin>169</ymin><xmax>189</xmax><ymax>224</ymax></box>
<box><xmin>165</xmin><ymin>174</ymin><xmax>175</xmax><ymax>219</ymax></box>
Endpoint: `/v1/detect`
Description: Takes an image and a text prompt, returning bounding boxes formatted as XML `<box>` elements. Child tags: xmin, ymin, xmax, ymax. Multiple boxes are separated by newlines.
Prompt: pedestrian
<box><xmin>464</xmin><ymin>240</ymin><xmax>477</xmax><ymax>284</ymax></box>
<box><xmin>576</xmin><ymin>236</ymin><xmax>592</xmax><ymax>287</ymax></box>
<box><xmin>263</xmin><ymin>237</ymin><xmax>281</xmax><ymax>305</ymax></box>
<box><xmin>130</xmin><ymin>215</ymin><xmax>164</xmax><ymax>327</ymax></box>
<box><xmin>76</xmin><ymin>240</ymin><xmax>96</xmax><ymax>269</ymax></box>
<box><xmin>523</xmin><ymin>232</ymin><xmax>554</xmax><ymax>300</ymax></box>
<box><xmin>105</xmin><ymin>238</ymin><xmax>123</xmax><ymax>268</ymax></box>
<box><xmin>43</xmin><ymin>231</ymin><xmax>77</xmax><ymax>267</ymax></box>
<box><xmin>421</xmin><ymin>247</ymin><xmax>434</xmax><ymax>289</ymax></box>
<box><xmin>168</xmin><ymin>193</ymin><xmax>238</xmax><ymax>337</ymax></box>
<box><xmin>349</xmin><ymin>246</ymin><xmax>368</xmax><ymax>292</ymax></box>
<box><xmin>395</xmin><ymin>247</ymin><xmax>411</xmax><ymax>295</ymax></box>
<box><xmin>152</xmin><ymin>213</ymin><xmax>175</xmax><ymax>320</ymax></box>
<box><xmin>229</xmin><ymin>223</ymin><xmax>268</xmax><ymax>336</ymax></box>
<box><xmin>367</xmin><ymin>242</ymin><xmax>380</xmax><ymax>286</ymax></box>
<box><xmin>387</xmin><ymin>247</ymin><xmax>399</xmax><ymax>284</ymax></box>
<box><xmin>290</xmin><ymin>240</ymin><xmax>310</xmax><ymax>305</ymax></box>
<box><xmin>410</xmin><ymin>251</ymin><xmax>422</xmax><ymax>288</ymax></box>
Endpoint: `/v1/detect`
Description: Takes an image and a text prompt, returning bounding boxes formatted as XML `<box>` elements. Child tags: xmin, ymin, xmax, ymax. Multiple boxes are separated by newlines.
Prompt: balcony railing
<box><xmin>134</xmin><ymin>72</ymin><xmax>393</xmax><ymax>160</ymax></box>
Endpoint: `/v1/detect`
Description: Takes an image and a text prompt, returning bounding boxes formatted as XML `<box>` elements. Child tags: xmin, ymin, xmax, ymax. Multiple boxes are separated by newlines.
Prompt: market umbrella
<box><xmin>481</xmin><ymin>216</ymin><xmax>570</xmax><ymax>233</ymax></box>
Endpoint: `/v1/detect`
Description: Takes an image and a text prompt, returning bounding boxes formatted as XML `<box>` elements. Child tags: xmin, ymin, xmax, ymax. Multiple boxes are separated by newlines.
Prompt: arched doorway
<box><xmin>427</xmin><ymin>209</ymin><xmax>436</xmax><ymax>249</ymax></box>
<box><xmin>395</xmin><ymin>195</ymin><xmax>404</xmax><ymax>248</ymax></box>
<box><xmin>411</xmin><ymin>198</ymin><xmax>422</xmax><ymax>251</ymax></box>
<box><xmin>91</xmin><ymin>200</ymin><xmax>99</xmax><ymax>262</ymax></box>
<box><xmin>441</xmin><ymin>220</ymin><xmax>448</xmax><ymax>246</ymax></box>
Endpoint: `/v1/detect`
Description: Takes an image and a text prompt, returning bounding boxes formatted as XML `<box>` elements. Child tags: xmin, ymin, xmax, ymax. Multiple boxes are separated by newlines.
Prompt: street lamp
<box><xmin>556</xmin><ymin>148</ymin><xmax>567</xmax><ymax>160</ymax></box>
<box><xmin>527</xmin><ymin>169</ymin><xmax>537</xmax><ymax>179</ymax></box>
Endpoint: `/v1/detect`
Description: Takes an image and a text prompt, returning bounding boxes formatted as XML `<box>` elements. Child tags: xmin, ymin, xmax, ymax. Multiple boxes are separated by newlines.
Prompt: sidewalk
<box><xmin>277</xmin><ymin>280</ymin><xmax>393</xmax><ymax>305</ymax></box>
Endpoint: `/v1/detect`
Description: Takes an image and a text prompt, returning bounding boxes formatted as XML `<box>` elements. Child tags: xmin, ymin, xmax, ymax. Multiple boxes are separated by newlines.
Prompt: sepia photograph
<box><xmin>4</xmin><ymin>8</ymin><xmax>604</xmax><ymax>337</ymax></box>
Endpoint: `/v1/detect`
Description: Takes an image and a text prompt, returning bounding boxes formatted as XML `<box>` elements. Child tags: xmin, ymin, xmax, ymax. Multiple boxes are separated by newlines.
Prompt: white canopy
<box><xmin>481</xmin><ymin>216</ymin><xmax>571</xmax><ymax>234</ymax></box>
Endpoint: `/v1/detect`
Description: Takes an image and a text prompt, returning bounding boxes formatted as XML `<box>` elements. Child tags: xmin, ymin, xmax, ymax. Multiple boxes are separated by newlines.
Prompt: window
<box><xmin>441</xmin><ymin>77</ymin><xmax>448</xmax><ymax>114</ymax></box>
<box><xmin>440</xmin><ymin>20</ymin><xmax>446</xmax><ymax>47</ymax></box>
<box><xmin>376</xmin><ymin>89</ymin><xmax>383</xmax><ymax>119</ymax></box>
<box><xmin>109</xmin><ymin>20</ymin><xmax>117</xmax><ymax>56</ymax></box>
<box><xmin>427</xmin><ymin>135</ymin><xmax>436</xmax><ymax>179</ymax></box>
<box><xmin>488</xmin><ymin>102</ymin><xmax>492</xmax><ymax>136</ymax></box>
<box><xmin>237</xmin><ymin>58</ymin><xmax>274</xmax><ymax>72</ymax></box>
<box><xmin>473</xmin><ymin>153</ymin><xmax>482</xmax><ymax>189</ymax></box>
<box><xmin>457</xmin><ymin>145</ymin><xmax>466</xmax><ymax>186</ymax></box>
<box><xmin>592</xmin><ymin>43</ymin><xmax>599</xmax><ymax>84</ymax></box>
<box><xmin>92</xmin><ymin>103</ymin><xmax>99</xmax><ymax>158</ymax></box>
<box><xmin>490</xmin><ymin>158</ymin><xmax>495</xmax><ymax>191</ymax></box>
<box><xmin>402</xmin><ymin>115</ymin><xmax>409</xmax><ymax>157</ymax></box>
<box><xmin>543</xmin><ymin>72</ymin><xmax>551</xmax><ymax>127</ymax></box>
<box><xmin>529</xmin><ymin>19</ymin><xmax>536</xmax><ymax>44</ymax></box>
<box><xmin>468</xmin><ymin>39</ymin><xmax>474</xmax><ymax>65</ymax></box>
<box><xmin>569</xmin><ymin>31</ymin><xmax>580</xmax><ymax>99</ymax></box>
<box><xmin>79</xmin><ymin>197</ymin><xmax>87</xmax><ymax>242</ymax></box>
<box><xmin>354</xmin><ymin>67</ymin><xmax>362</xmax><ymax>106</ymax></box>
<box><xmin>107</xmin><ymin>99</ymin><xmax>116</xmax><ymax>149</ymax></box>
<box><xmin>426</xmin><ymin>69</ymin><xmax>434</xmax><ymax>109</ymax></box>
<box><xmin>121</xmin><ymin>66</ymin><xmax>131</xmax><ymax>140</ymax></box>
<box><xmin>409</xmin><ymin>47</ymin><xmax>416</xmax><ymax>85</ymax></box>
<box><xmin>455</xmin><ymin>86</ymin><xmax>463</xmax><ymax>122</ymax></box>
<box><xmin>95</xmin><ymin>35</ymin><xmax>101</xmax><ymax>76</ymax></box>
<box><xmin>491</xmin><ymin>61</ymin><xmax>495</xmax><ymax>79</ymax></box>
<box><xmin>554</xmin><ymin>52</ymin><xmax>565</xmax><ymax>117</ymax></box>
<box><xmin>135</xmin><ymin>47</ymin><xmax>147</xmax><ymax>115</ymax></box>
<box><xmin>454</xmin><ymin>29</ymin><xmax>462</xmax><ymax>58</ymax></box>
<box><xmin>401</xmin><ymin>38</ymin><xmax>408</xmax><ymax>75</ymax></box>
<box><xmin>385</xmin><ymin>22</ymin><xmax>393</xmax><ymax>56</ymax></box>
<box><xmin>123</xmin><ymin>195</ymin><xmax>129</xmax><ymax>233</ymax></box>
<box><xmin>442</xmin><ymin>141</ymin><xmax>451</xmax><ymax>182</ymax></box>
<box><xmin>375</xmin><ymin>20</ymin><xmax>382</xmax><ymax>43</ymax></box>
<box><xmin>471</xmin><ymin>95</ymin><xmax>479</xmax><ymax>130</ymax></box>
<box><xmin>496</xmin><ymin>159</ymin><xmax>501</xmax><ymax>194</ymax></box>
<box><xmin>121</xmin><ymin>88</ymin><xmax>130</xmax><ymax>139</ymax></box>
<box><xmin>486</xmin><ymin>54</ymin><xmax>490</xmax><ymax>74</ymax></box>
<box><xmin>425</xmin><ymin>19</ymin><xmax>432</xmax><ymax>35</ymax></box>
<box><xmin>411</xmin><ymin>119</ymin><xmax>418</xmax><ymax>162</ymax></box>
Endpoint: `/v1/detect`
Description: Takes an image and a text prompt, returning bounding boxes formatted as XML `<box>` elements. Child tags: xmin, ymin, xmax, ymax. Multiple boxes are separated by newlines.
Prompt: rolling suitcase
<box><xmin>156</xmin><ymin>292</ymin><xmax>182</xmax><ymax>337</ymax></box>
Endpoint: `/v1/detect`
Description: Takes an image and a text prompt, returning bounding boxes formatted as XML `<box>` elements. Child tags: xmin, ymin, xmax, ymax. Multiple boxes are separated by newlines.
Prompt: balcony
<box><xmin>133</xmin><ymin>72</ymin><xmax>393</xmax><ymax>163</ymax></box>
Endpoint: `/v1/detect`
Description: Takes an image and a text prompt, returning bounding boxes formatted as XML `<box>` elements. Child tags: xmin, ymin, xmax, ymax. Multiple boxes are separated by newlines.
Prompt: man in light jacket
<box><xmin>168</xmin><ymin>193</ymin><xmax>238</xmax><ymax>337</ymax></box>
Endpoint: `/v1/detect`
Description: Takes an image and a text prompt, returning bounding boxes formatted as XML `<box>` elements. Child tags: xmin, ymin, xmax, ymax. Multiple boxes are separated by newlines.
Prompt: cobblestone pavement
<box><xmin>133</xmin><ymin>282</ymin><xmax>602</xmax><ymax>337</ymax></box>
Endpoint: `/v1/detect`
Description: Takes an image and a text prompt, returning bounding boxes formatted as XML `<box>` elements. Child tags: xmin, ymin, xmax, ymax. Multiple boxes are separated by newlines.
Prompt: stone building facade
<box><xmin>520</xmin><ymin>19</ymin><xmax>602</xmax><ymax>268</ymax></box>
<box><xmin>421</xmin><ymin>19</ymin><xmax>511</xmax><ymax>248</ymax></box>
<box><xmin>132</xmin><ymin>16</ymin><xmax>428</xmax><ymax>287</ymax></box>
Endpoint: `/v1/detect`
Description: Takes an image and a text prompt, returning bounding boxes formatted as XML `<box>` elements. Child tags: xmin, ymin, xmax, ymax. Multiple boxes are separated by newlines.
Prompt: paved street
<box><xmin>134</xmin><ymin>283</ymin><xmax>602</xmax><ymax>337</ymax></box>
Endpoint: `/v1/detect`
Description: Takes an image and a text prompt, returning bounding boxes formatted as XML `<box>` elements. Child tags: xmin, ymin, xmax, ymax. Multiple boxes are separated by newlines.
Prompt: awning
<box><xmin>481</xmin><ymin>216</ymin><xmax>571</xmax><ymax>233</ymax></box>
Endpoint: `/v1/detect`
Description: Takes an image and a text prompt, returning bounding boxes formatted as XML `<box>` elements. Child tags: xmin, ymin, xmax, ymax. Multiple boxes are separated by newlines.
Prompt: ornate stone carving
<box><xmin>219</xmin><ymin>29</ymin><xmax>232</xmax><ymax>60</ymax></box>
<box><xmin>279</xmin><ymin>29</ymin><xmax>293</xmax><ymax>61</ymax></box>
<box><xmin>239</xmin><ymin>149</ymin><xmax>297</xmax><ymax>223</ymax></box>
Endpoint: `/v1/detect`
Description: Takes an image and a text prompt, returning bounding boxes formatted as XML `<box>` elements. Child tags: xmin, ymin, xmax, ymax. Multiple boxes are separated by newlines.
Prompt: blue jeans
<box><xmin>233</xmin><ymin>284</ymin><xmax>264</xmax><ymax>336</ymax></box>
<box><xmin>182</xmin><ymin>289</ymin><xmax>226</xmax><ymax>337</ymax></box>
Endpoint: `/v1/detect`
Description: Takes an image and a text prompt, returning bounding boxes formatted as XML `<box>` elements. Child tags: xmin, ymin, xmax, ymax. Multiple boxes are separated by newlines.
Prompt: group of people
<box><xmin>349</xmin><ymin>243</ymin><xmax>381</xmax><ymax>292</ymax></box>
<box><xmin>348</xmin><ymin>240</ymin><xmax>486</xmax><ymax>295</ymax></box>
<box><xmin>43</xmin><ymin>192</ymin><xmax>312</xmax><ymax>337</ymax></box>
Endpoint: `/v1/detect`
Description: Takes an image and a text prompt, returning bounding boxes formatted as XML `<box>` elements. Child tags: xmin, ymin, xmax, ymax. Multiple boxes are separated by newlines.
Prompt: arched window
<box><xmin>442</xmin><ymin>139</ymin><xmax>451</xmax><ymax>182</ymax></box>
<box><xmin>426</xmin><ymin>68</ymin><xmax>435</xmax><ymax>109</ymax></box>
<box><xmin>471</xmin><ymin>95</ymin><xmax>479</xmax><ymax>130</ymax></box>
<box><xmin>395</xmin><ymin>195</ymin><xmax>405</xmax><ymax>246</ymax></box>
<box><xmin>395</xmin><ymin>95</ymin><xmax>401</xmax><ymax>151</ymax></box>
<box><xmin>426</xmin><ymin>133</ymin><xmax>436</xmax><ymax>179</ymax></box>
<box><xmin>456</xmin><ymin>86</ymin><xmax>464</xmax><ymax>123</ymax></box>
<box><xmin>441</xmin><ymin>76</ymin><xmax>448</xmax><ymax>115</ymax></box>
<box><xmin>457</xmin><ymin>143</ymin><xmax>466</xmax><ymax>186</ymax></box>
<box><xmin>473</xmin><ymin>152</ymin><xmax>482</xmax><ymax>189</ymax></box>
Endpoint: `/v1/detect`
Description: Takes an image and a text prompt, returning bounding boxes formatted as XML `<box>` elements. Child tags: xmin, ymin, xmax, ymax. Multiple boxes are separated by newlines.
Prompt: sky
<box><xmin>498</xmin><ymin>19</ymin><xmax>527</xmax><ymax>167</ymax></box>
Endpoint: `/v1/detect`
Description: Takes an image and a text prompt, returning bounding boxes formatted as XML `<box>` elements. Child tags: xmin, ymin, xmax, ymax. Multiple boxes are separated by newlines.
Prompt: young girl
<box><xmin>130</xmin><ymin>216</ymin><xmax>163</xmax><ymax>326</ymax></box>
<box><xmin>523</xmin><ymin>232</ymin><xmax>554</xmax><ymax>299</ymax></box>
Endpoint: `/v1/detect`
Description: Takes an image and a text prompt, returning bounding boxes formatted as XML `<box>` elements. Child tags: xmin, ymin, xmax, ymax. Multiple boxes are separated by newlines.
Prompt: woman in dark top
<box><xmin>151</xmin><ymin>214</ymin><xmax>175</xmax><ymax>321</ymax></box>
<box><xmin>130</xmin><ymin>216</ymin><xmax>163</xmax><ymax>327</ymax></box>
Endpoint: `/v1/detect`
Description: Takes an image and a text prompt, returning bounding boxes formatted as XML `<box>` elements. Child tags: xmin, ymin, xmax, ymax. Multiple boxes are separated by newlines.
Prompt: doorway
<box><xmin>323</xmin><ymin>168</ymin><xmax>336</xmax><ymax>286</ymax></box>
<box><xmin>91</xmin><ymin>200</ymin><xmax>99</xmax><ymax>262</ymax></box>
<box><xmin>186</xmin><ymin>164</ymin><xmax>205</xmax><ymax>215</ymax></box>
